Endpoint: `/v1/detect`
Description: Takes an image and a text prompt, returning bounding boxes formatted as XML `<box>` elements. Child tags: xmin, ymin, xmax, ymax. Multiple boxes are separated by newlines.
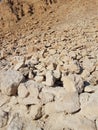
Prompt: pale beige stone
<box><xmin>18</xmin><ymin>83</ymin><xmax>29</xmax><ymax>98</ymax></box>
<box><xmin>0</xmin><ymin>70</ymin><xmax>24</xmax><ymax>96</ymax></box>
<box><xmin>29</xmin><ymin>104</ymin><xmax>42</xmax><ymax>120</ymax></box>
<box><xmin>45</xmin><ymin>70</ymin><xmax>55</xmax><ymax>87</ymax></box>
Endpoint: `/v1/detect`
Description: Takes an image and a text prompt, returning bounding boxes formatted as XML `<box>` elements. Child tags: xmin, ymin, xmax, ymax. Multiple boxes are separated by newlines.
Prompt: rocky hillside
<box><xmin>0</xmin><ymin>0</ymin><xmax>98</xmax><ymax>130</ymax></box>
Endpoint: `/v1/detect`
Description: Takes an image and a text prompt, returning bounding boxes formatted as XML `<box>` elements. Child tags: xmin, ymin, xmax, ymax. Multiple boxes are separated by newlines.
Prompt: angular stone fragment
<box><xmin>29</xmin><ymin>104</ymin><xmax>42</xmax><ymax>120</ymax></box>
<box><xmin>0</xmin><ymin>70</ymin><xmax>24</xmax><ymax>96</ymax></box>
<box><xmin>62</xmin><ymin>74</ymin><xmax>84</xmax><ymax>93</ymax></box>
<box><xmin>0</xmin><ymin>109</ymin><xmax>8</xmax><ymax>128</ymax></box>
<box><xmin>18</xmin><ymin>83</ymin><xmax>29</xmax><ymax>98</ymax></box>
<box><xmin>80</xmin><ymin>91</ymin><xmax>98</xmax><ymax>120</ymax></box>
<box><xmin>45</xmin><ymin>70</ymin><xmax>55</xmax><ymax>87</ymax></box>
<box><xmin>39</xmin><ymin>92</ymin><xmax>54</xmax><ymax>104</ymax></box>
<box><xmin>7</xmin><ymin>114</ymin><xmax>23</xmax><ymax>130</ymax></box>
<box><xmin>55</xmin><ymin>92</ymin><xmax>80</xmax><ymax>113</ymax></box>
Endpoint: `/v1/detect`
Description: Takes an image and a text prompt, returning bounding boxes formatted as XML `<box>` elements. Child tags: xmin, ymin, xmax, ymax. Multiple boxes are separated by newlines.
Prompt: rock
<box><xmin>44</xmin><ymin>102</ymin><xmax>57</xmax><ymax>115</ymax></box>
<box><xmin>39</xmin><ymin>92</ymin><xmax>54</xmax><ymax>104</ymax></box>
<box><xmin>0</xmin><ymin>110</ymin><xmax>8</xmax><ymax>128</ymax></box>
<box><xmin>96</xmin><ymin>118</ymin><xmax>98</xmax><ymax>130</ymax></box>
<box><xmin>62</xmin><ymin>76</ymin><xmax>77</xmax><ymax>92</ymax></box>
<box><xmin>18</xmin><ymin>96</ymin><xmax>40</xmax><ymax>105</ymax></box>
<box><xmin>7</xmin><ymin>114</ymin><xmax>23</xmax><ymax>130</ymax></box>
<box><xmin>55</xmin><ymin>92</ymin><xmax>80</xmax><ymax>113</ymax></box>
<box><xmin>82</xmin><ymin>57</ymin><xmax>96</xmax><ymax>73</ymax></box>
<box><xmin>45</xmin><ymin>70</ymin><xmax>55</xmax><ymax>87</ymax></box>
<box><xmin>14</xmin><ymin>62</ymin><xmax>24</xmax><ymax>71</ymax></box>
<box><xmin>11</xmin><ymin>104</ymin><xmax>28</xmax><ymax>118</ymax></box>
<box><xmin>41</xmin><ymin>87</ymin><xmax>66</xmax><ymax>100</ymax></box>
<box><xmin>0</xmin><ymin>70</ymin><xmax>24</xmax><ymax>96</ymax></box>
<box><xmin>44</xmin><ymin>113</ymin><xmax>96</xmax><ymax>130</ymax></box>
<box><xmin>68</xmin><ymin>60</ymin><xmax>81</xmax><ymax>74</ymax></box>
<box><xmin>34</xmin><ymin>75</ymin><xmax>44</xmax><ymax>83</ymax></box>
<box><xmin>0</xmin><ymin>93</ymin><xmax>10</xmax><ymax>107</ymax></box>
<box><xmin>25</xmin><ymin>80</ymin><xmax>40</xmax><ymax>98</ymax></box>
<box><xmin>53</xmin><ymin>69</ymin><xmax>61</xmax><ymax>79</ymax></box>
<box><xmin>47</xmin><ymin>63</ymin><xmax>56</xmax><ymax>70</ymax></box>
<box><xmin>84</xmin><ymin>85</ymin><xmax>98</xmax><ymax>93</ymax></box>
<box><xmin>18</xmin><ymin>83</ymin><xmax>29</xmax><ymax>98</ymax></box>
<box><xmin>12</xmin><ymin>56</ymin><xmax>25</xmax><ymax>70</ymax></box>
<box><xmin>62</xmin><ymin>74</ymin><xmax>84</xmax><ymax>93</ymax></box>
<box><xmin>29</xmin><ymin>104</ymin><xmax>42</xmax><ymax>120</ymax></box>
<box><xmin>81</xmin><ymin>69</ymin><xmax>90</xmax><ymax>79</ymax></box>
<box><xmin>24</xmin><ymin>121</ymin><xmax>42</xmax><ymax>130</ymax></box>
<box><xmin>28</xmin><ymin>70</ymin><xmax>34</xmax><ymax>79</ymax></box>
<box><xmin>80</xmin><ymin>91</ymin><xmax>98</xmax><ymax>120</ymax></box>
<box><xmin>54</xmin><ymin>88</ymin><xmax>67</xmax><ymax>100</ymax></box>
<box><xmin>19</xmin><ymin>67</ymin><xmax>29</xmax><ymax>77</ymax></box>
<box><xmin>80</xmin><ymin>92</ymin><xmax>91</xmax><ymax>108</ymax></box>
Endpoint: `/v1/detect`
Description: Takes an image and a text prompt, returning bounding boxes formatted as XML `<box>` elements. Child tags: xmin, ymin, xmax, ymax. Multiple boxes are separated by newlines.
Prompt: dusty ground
<box><xmin>0</xmin><ymin>0</ymin><xmax>98</xmax><ymax>130</ymax></box>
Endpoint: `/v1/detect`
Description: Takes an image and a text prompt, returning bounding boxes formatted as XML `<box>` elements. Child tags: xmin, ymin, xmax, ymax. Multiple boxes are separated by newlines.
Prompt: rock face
<box><xmin>0</xmin><ymin>0</ymin><xmax>98</xmax><ymax>130</ymax></box>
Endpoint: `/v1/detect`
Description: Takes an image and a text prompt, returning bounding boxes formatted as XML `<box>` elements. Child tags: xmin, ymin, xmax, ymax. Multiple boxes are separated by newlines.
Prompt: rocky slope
<box><xmin>0</xmin><ymin>0</ymin><xmax>98</xmax><ymax>130</ymax></box>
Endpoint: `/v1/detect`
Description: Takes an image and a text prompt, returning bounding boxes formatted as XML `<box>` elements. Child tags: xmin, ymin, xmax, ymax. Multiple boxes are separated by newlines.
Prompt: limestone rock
<box><xmin>0</xmin><ymin>93</ymin><xmax>10</xmax><ymax>107</ymax></box>
<box><xmin>12</xmin><ymin>56</ymin><xmax>25</xmax><ymax>70</ymax></box>
<box><xmin>62</xmin><ymin>76</ymin><xmax>76</xmax><ymax>92</ymax></box>
<box><xmin>34</xmin><ymin>75</ymin><xmax>44</xmax><ymax>83</ymax></box>
<box><xmin>18</xmin><ymin>96</ymin><xmax>40</xmax><ymax>106</ymax></box>
<box><xmin>62</xmin><ymin>74</ymin><xmax>84</xmax><ymax>93</ymax></box>
<box><xmin>0</xmin><ymin>110</ymin><xmax>8</xmax><ymax>128</ymax></box>
<box><xmin>7</xmin><ymin>114</ymin><xmax>23</xmax><ymax>130</ymax></box>
<box><xmin>55</xmin><ymin>92</ymin><xmax>80</xmax><ymax>113</ymax></box>
<box><xmin>44</xmin><ymin>113</ymin><xmax>96</xmax><ymax>130</ymax></box>
<box><xmin>0</xmin><ymin>70</ymin><xmax>24</xmax><ymax>96</ymax></box>
<box><xmin>44</xmin><ymin>102</ymin><xmax>57</xmax><ymax>115</ymax></box>
<box><xmin>45</xmin><ymin>70</ymin><xmax>55</xmax><ymax>87</ymax></box>
<box><xmin>25</xmin><ymin>80</ymin><xmax>43</xmax><ymax>97</ymax></box>
<box><xmin>80</xmin><ymin>91</ymin><xmax>98</xmax><ymax>120</ymax></box>
<box><xmin>39</xmin><ymin>92</ymin><xmax>54</xmax><ymax>104</ymax></box>
<box><xmin>18</xmin><ymin>83</ymin><xmax>29</xmax><ymax>98</ymax></box>
<box><xmin>29</xmin><ymin>104</ymin><xmax>42</xmax><ymax>120</ymax></box>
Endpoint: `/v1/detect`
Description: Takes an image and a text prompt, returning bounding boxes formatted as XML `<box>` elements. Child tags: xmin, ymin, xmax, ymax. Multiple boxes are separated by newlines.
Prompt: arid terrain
<box><xmin>0</xmin><ymin>0</ymin><xmax>98</xmax><ymax>130</ymax></box>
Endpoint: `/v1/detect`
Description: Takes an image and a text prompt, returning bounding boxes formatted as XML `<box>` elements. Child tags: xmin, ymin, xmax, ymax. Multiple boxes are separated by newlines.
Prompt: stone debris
<box><xmin>0</xmin><ymin>0</ymin><xmax>98</xmax><ymax>129</ymax></box>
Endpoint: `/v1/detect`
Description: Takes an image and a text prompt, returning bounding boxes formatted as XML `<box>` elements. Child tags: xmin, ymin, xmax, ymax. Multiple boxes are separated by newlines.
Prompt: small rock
<box><xmin>45</xmin><ymin>70</ymin><xmax>55</xmax><ymax>87</ymax></box>
<box><xmin>53</xmin><ymin>69</ymin><xmax>61</xmax><ymax>79</ymax></box>
<box><xmin>81</xmin><ymin>69</ymin><xmax>90</xmax><ymax>79</ymax></box>
<box><xmin>0</xmin><ymin>110</ymin><xmax>8</xmax><ymax>128</ymax></box>
<box><xmin>29</xmin><ymin>104</ymin><xmax>42</xmax><ymax>120</ymax></box>
<box><xmin>39</xmin><ymin>92</ymin><xmax>54</xmax><ymax>104</ymax></box>
<box><xmin>12</xmin><ymin>56</ymin><xmax>25</xmax><ymax>70</ymax></box>
<box><xmin>18</xmin><ymin>83</ymin><xmax>29</xmax><ymax>98</ymax></box>
<box><xmin>44</xmin><ymin>102</ymin><xmax>56</xmax><ymax>115</ymax></box>
<box><xmin>62</xmin><ymin>74</ymin><xmax>84</xmax><ymax>93</ymax></box>
<box><xmin>26</xmin><ymin>80</ymin><xmax>40</xmax><ymax>98</ymax></box>
<box><xmin>62</xmin><ymin>76</ymin><xmax>76</xmax><ymax>92</ymax></box>
<box><xmin>80</xmin><ymin>92</ymin><xmax>91</xmax><ymax>108</ymax></box>
<box><xmin>0</xmin><ymin>93</ymin><xmax>10</xmax><ymax>107</ymax></box>
<box><xmin>18</xmin><ymin>96</ymin><xmax>40</xmax><ymax>105</ymax></box>
<box><xmin>34</xmin><ymin>75</ymin><xmax>44</xmax><ymax>83</ymax></box>
<box><xmin>7</xmin><ymin>114</ymin><xmax>23</xmax><ymax>130</ymax></box>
